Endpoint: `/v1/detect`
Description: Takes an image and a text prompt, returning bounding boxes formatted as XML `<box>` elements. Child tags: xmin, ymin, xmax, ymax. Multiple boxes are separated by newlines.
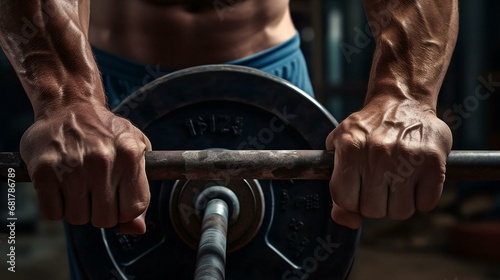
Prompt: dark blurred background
<box><xmin>1</xmin><ymin>0</ymin><xmax>499</xmax><ymax>279</ymax></box>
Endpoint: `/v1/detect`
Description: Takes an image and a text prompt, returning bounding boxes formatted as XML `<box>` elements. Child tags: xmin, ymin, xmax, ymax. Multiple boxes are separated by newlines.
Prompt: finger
<box><xmin>410</xmin><ymin>147</ymin><xmax>447</xmax><ymax>212</ymax></box>
<box><xmin>35</xmin><ymin>183</ymin><xmax>64</xmax><ymax>220</ymax></box>
<box><xmin>30</xmin><ymin>158</ymin><xmax>65</xmax><ymax>220</ymax></box>
<box><xmin>330</xmin><ymin>146</ymin><xmax>362</xmax><ymax>213</ymax></box>
<box><xmin>359</xmin><ymin>153</ymin><xmax>389</xmax><ymax>218</ymax></box>
<box><xmin>331</xmin><ymin>201</ymin><xmax>362</xmax><ymax>229</ymax></box>
<box><xmin>88</xmin><ymin>155</ymin><xmax>118</xmax><ymax>228</ymax></box>
<box><xmin>62</xmin><ymin>170</ymin><xmax>91</xmax><ymax>225</ymax></box>
<box><xmin>116</xmin><ymin>141</ymin><xmax>150</xmax><ymax>233</ymax></box>
<box><xmin>58</xmin><ymin>152</ymin><xmax>88</xmax><ymax>225</ymax></box>
<box><xmin>119</xmin><ymin>212</ymin><xmax>147</xmax><ymax>235</ymax></box>
<box><xmin>325</xmin><ymin>130</ymin><xmax>336</xmax><ymax>150</ymax></box>
<box><xmin>415</xmin><ymin>163</ymin><xmax>446</xmax><ymax>212</ymax></box>
<box><xmin>142</xmin><ymin>134</ymin><xmax>153</xmax><ymax>151</ymax></box>
<box><xmin>387</xmin><ymin>175</ymin><xmax>417</xmax><ymax>220</ymax></box>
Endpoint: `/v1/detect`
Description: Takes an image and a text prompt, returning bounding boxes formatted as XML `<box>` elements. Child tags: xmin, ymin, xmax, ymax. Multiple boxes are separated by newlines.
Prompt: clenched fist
<box><xmin>20</xmin><ymin>103</ymin><xmax>152</xmax><ymax>234</ymax></box>
<box><xmin>326</xmin><ymin>98</ymin><xmax>452</xmax><ymax>229</ymax></box>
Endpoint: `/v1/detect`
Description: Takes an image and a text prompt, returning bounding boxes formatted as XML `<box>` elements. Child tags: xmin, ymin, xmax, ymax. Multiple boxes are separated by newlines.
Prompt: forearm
<box><xmin>363</xmin><ymin>0</ymin><xmax>459</xmax><ymax>109</ymax></box>
<box><xmin>0</xmin><ymin>0</ymin><xmax>105</xmax><ymax>119</ymax></box>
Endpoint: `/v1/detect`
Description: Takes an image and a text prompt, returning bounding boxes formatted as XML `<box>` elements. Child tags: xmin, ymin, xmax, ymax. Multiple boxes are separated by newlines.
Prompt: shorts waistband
<box><xmin>91</xmin><ymin>32</ymin><xmax>301</xmax><ymax>83</ymax></box>
<box><xmin>226</xmin><ymin>32</ymin><xmax>301</xmax><ymax>69</ymax></box>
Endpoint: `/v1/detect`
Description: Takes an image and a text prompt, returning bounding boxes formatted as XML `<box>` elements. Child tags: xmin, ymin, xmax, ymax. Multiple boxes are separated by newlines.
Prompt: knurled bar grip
<box><xmin>1</xmin><ymin>150</ymin><xmax>500</xmax><ymax>182</ymax></box>
<box><xmin>194</xmin><ymin>199</ymin><xmax>229</xmax><ymax>280</ymax></box>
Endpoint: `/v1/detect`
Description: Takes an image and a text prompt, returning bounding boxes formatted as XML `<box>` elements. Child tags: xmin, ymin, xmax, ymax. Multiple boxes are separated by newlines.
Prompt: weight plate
<box><xmin>68</xmin><ymin>65</ymin><xmax>361</xmax><ymax>280</ymax></box>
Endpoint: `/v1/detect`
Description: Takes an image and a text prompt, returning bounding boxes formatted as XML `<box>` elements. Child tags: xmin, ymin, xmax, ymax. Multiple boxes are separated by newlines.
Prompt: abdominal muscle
<box><xmin>88</xmin><ymin>0</ymin><xmax>296</xmax><ymax>68</ymax></box>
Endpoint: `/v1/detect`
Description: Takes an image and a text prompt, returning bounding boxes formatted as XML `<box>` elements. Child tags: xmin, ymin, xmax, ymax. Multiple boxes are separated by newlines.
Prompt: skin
<box><xmin>328</xmin><ymin>0</ymin><xmax>458</xmax><ymax>228</ymax></box>
<box><xmin>89</xmin><ymin>0</ymin><xmax>296</xmax><ymax>67</ymax></box>
<box><xmin>0</xmin><ymin>0</ymin><xmax>458</xmax><ymax>234</ymax></box>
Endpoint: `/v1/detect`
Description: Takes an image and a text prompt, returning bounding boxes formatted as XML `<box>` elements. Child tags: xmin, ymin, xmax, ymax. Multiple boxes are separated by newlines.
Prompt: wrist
<box><xmin>363</xmin><ymin>94</ymin><xmax>437</xmax><ymax>116</ymax></box>
<box><xmin>32</xmin><ymin>90</ymin><xmax>108</xmax><ymax>121</ymax></box>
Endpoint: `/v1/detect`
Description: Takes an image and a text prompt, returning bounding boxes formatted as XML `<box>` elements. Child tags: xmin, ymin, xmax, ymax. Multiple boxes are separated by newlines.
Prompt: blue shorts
<box><xmin>93</xmin><ymin>32</ymin><xmax>314</xmax><ymax>110</ymax></box>
<box><xmin>66</xmin><ymin>32</ymin><xmax>314</xmax><ymax>279</ymax></box>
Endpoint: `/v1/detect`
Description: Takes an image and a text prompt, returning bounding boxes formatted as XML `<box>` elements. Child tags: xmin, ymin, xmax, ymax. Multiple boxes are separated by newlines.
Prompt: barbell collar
<box><xmin>1</xmin><ymin>150</ymin><xmax>500</xmax><ymax>182</ymax></box>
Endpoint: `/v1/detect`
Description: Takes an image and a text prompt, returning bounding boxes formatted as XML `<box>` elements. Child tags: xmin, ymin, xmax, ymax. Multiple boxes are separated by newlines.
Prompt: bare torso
<box><xmin>89</xmin><ymin>0</ymin><xmax>295</xmax><ymax>68</ymax></box>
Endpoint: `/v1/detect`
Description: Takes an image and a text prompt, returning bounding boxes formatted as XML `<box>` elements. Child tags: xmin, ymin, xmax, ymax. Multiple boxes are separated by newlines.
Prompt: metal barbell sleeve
<box><xmin>194</xmin><ymin>198</ymin><xmax>229</xmax><ymax>280</ymax></box>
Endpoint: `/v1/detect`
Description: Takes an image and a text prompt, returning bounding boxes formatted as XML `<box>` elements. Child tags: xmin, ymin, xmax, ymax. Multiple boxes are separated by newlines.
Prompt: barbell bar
<box><xmin>1</xmin><ymin>150</ymin><xmax>499</xmax><ymax>182</ymax></box>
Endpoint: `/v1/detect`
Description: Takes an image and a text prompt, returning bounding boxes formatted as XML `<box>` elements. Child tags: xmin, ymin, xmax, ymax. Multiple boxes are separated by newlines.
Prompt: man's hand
<box><xmin>20</xmin><ymin>103</ymin><xmax>152</xmax><ymax>234</ymax></box>
<box><xmin>326</xmin><ymin>98</ymin><xmax>452</xmax><ymax>229</ymax></box>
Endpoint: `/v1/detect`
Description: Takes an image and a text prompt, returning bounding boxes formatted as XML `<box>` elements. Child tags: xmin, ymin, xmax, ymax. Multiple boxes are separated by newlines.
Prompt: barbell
<box><xmin>2</xmin><ymin>65</ymin><xmax>499</xmax><ymax>280</ymax></box>
<box><xmin>1</xmin><ymin>149</ymin><xmax>500</xmax><ymax>181</ymax></box>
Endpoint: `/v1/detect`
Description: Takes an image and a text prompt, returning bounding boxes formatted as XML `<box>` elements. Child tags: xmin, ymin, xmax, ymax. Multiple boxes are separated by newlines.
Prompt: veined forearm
<box><xmin>0</xmin><ymin>0</ymin><xmax>105</xmax><ymax>118</ymax></box>
<box><xmin>363</xmin><ymin>0</ymin><xmax>459</xmax><ymax>109</ymax></box>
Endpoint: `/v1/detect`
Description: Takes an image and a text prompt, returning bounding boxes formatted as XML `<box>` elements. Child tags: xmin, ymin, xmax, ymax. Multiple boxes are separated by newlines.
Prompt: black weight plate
<box><xmin>68</xmin><ymin>65</ymin><xmax>361</xmax><ymax>280</ymax></box>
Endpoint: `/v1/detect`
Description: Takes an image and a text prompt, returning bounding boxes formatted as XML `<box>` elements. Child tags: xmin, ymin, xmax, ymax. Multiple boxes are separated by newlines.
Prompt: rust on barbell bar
<box><xmin>1</xmin><ymin>150</ymin><xmax>500</xmax><ymax>182</ymax></box>
<box><xmin>147</xmin><ymin>150</ymin><xmax>333</xmax><ymax>180</ymax></box>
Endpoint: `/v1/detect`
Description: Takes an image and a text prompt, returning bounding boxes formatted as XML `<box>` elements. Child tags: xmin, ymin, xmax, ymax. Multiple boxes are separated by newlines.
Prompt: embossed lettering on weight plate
<box><xmin>185</xmin><ymin>115</ymin><xmax>244</xmax><ymax>136</ymax></box>
<box><xmin>281</xmin><ymin>189</ymin><xmax>320</xmax><ymax>211</ymax></box>
<box><xmin>287</xmin><ymin>218</ymin><xmax>310</xmax><ymax>258</ymax></box>
<box><xmin>281</xmin><ymin>189</ymin><xmax>320</xmax><ymax>257</ymax></box>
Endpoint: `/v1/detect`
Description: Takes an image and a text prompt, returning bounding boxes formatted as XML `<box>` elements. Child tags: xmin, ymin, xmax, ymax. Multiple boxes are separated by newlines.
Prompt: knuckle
<box><xmin>87</xmin><ymin>148</ymin><xmax>115</xmax><ymax>166</ymax></box>
<box><xmin>130</xmin><ymin>200</ymin><xmax>150</xmax><ymax>214</ymax></box>
<box><xmin>20</xmin><ymin>124</ymin><xmax>41</xmax><ymax>150</ymax></box>
<box><xmin>116</xmin><ymin>139</ymin><xmax>143</xmax><ymax>161</ymax></box>
<box><xmin>142</xmin><ymin>135</ymin><xmax>152</xmax><ymax>151</ymax></box>
<box><xmin>434</xmin><ymin>118</ymin><xmax>453</xmax><ymax>139</ymax></box>
<box><xmin>120</xmin><ymin>201</ymin><xmax>149</xmax><ymax>222</ymax></box>
<box><xmin>62</xmin><ymin>155</ymin><xmax>83</xmax><ymax>168</ymax></box>
<box><xmin>333</xmin><ymin>197</ymin><xmax>358</xmax><ymax>213</ymax></box>
<box><xmin>413</xmin><ymin>146</ymin><xmax>446</xmax><ymax>169</ymax></box>
<box><xmin>416</xmin><ymin>143</ymin><xmax>444</xmax><ymax>158</ymax></box>
<box><xmin>338</xmin><ymin>134</ymin><xmax>365</xmax><ymax>154</ymax></box>
<box><xmin>325</xmin><ymin>131</ymin><xmax>335</xmax><ymax>149</ymax></box>
<box><xmin>329</xmin><ymin>125</ymin><xmax>343</xmax><ymax>139</ymax></box>
<box><xmin>419</xmin><ymin>145</ymin><xmax>439</xmax><ymax>156</ymax></box>
<box><xmin>29</xmin><ymin>156</ymin><xmax>59</xmax><ymax>179</ymax></box>
<box><xmin>32</xmin><ymin>154</ymin><xmax>59</xmax><ymax>168</ymax></box>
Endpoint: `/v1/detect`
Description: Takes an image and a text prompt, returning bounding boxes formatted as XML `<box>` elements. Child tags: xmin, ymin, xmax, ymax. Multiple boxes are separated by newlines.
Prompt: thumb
<box><xmin>325</xmin><ymin>129</ymin><xmax>337</xmax><ymax>151</ymax></box>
